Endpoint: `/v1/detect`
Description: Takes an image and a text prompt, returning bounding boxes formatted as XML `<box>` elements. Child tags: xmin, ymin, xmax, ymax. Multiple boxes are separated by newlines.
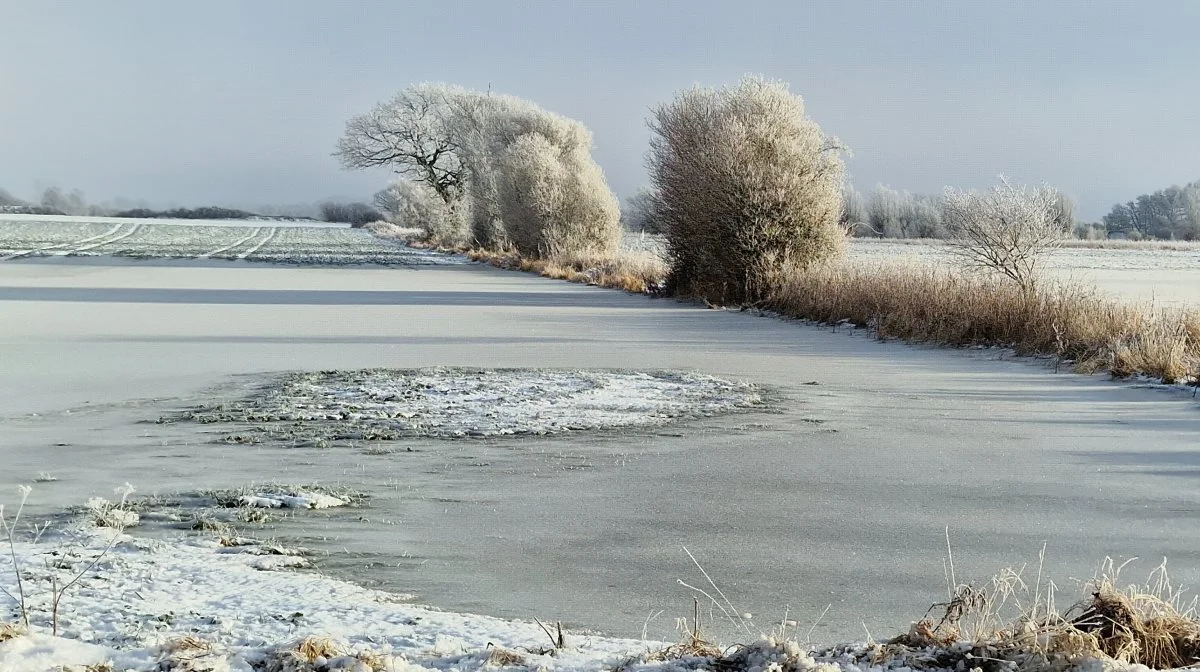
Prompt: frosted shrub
<box><xmin>374</xmin><ymin>180</ymin><xmax>468</xmax><ymax>246</ymax></box>
<box><xmin>443</xmin><ymin>87</ymin><xmax>620</xmax><ymax>255</ymax></box>
<box><xmin>648</xmin><ymin>76</ymin><xmax>846</xmax><ymax>304</ymax></box>
<box><xmin>498</xmin><ymin>133</ymin><xmax>620</xmax><ymax>257</ymax></box>
<box><xmin>941</xmin><ymin>178</ymin><xmax>1066</xmax><ymax>291</ymax></box>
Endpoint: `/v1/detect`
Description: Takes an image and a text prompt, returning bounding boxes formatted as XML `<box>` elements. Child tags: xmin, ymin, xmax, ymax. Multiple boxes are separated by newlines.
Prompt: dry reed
<box><xmin>768</xmin><ymin>261</ymin><xmax>1200</xmax><ymax>384</ymax></box>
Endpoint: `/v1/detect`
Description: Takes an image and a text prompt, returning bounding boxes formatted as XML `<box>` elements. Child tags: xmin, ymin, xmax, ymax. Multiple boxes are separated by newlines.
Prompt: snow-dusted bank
<box><xmin>0</xmin><ymin>511</ymin><xmax>1163</xmax><ymax>672</ymax></box>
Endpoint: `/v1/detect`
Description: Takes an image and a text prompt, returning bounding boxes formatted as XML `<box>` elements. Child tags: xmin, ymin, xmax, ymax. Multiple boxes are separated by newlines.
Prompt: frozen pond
<box><xmin>1</xmin><ymin>251</ymin><xmax>1199</xmax><ymax>645</ymax></box>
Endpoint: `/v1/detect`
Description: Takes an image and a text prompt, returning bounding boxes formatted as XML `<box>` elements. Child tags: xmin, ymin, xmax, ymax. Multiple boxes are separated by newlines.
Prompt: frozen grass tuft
<box><xmin>203</xmin><ymin>483</ymin><xmax>367</xmax><ymax>510</ymax></box>
<box><xmin>256</xmin><ymin>635</ymin><xmax>394</xmax><ymax>672</ymax></box>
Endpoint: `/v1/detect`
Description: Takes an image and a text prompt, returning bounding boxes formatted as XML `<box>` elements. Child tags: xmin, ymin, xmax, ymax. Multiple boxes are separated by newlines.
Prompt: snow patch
<box><xmin>238</xmin><ymin>491</ymin><xmax>348</xmax><ymax>510</ymax></box>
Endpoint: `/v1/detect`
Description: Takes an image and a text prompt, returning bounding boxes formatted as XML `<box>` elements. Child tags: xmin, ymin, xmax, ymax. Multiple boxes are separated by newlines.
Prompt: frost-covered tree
<box><xmin>437</xmin><ymin>86</ymin><xmax>619</xmax><ymax>254</ymax></box>
<box><xmin>941</xmin><ymin>178</ymin><xmax>1065</xmax><ymax>291</ymax></box>
<box><xmin>0</xmin><ymin>186</ymin><xmax>23</xmax><ymax>207</ymax></box>
<box><xmin>40</xmin><ymin>187</ymin><xmax>88</xmax><ymax>215</ymax></box>
<box><xmin>335</xmin><ymin>85</ymin><xmax>466</xmax><ymax>205</ymax></box>
<box><xmin>497</xmin><ymin>133</ymin><xmax>621</xmax><ymax>256</ymax></box>
<box><xmin>340</xmin><ymin>83</ymin><xmax>621</xmax><ymax>255</ymax></box>
<box><xmin>648</xmin><ymin>76</ymin><xmax>846</xmax><ymax>304</ymax></box>
<box><xmin>1102</xmin><ymin>180</ymin><xmax>1200</xmax><ymax>240</ymax></box>
<box><xmin>865</xmin><ymin>186</ymin><xmax>943</xmax><ymax>238</ymax></box>
<box><xmin>838</xmin><ymin>184</ymin><xmax>869</xmax><ymax>235</ymax></box>
<box><xmin>622</xmin><ymin>188</ymin><xmax>662</xmax><ymax>233</ymax></box>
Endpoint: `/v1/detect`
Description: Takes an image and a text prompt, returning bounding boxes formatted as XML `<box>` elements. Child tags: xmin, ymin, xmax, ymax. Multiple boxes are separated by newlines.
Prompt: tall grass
<box><xmin>768</xmin><ymin>261</ymin><xmax>1200</xmax><ymax>384</ymax></box>
<box><xmin>468</xmin><ymin>247</ymin><xmax>667</xmax><ymax>294</ymax></box>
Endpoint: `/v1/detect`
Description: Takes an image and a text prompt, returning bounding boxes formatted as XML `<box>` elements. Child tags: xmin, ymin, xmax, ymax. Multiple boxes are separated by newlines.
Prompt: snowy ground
<box><xmin>2</xmin><ymin>236</ymin><xmax>1200</xmax><ymax>664</ymax></box>
<box><xmin>0</xmin><ymin>216</ymin><xmax>465</xmax><ymax>266</ymax></box>
<box><xmin>0</xmin><ymin>530</ymin><xmax>1066</xmax><ymax>672</ymax></box>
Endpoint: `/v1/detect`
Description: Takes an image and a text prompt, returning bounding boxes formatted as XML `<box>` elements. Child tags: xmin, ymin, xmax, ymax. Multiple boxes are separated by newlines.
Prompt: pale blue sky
<box><xmin>1</xmin><ymin>0</ymin><xmax>1197</xmax><ymax>219</ymax></box>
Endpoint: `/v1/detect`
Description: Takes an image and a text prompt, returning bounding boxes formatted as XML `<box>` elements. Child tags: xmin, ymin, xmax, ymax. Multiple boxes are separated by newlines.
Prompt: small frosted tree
<box><xmin>374</xmin><ymin>180</ymin><xmax>468</xmax><ymax>244</ymax></box>
<box><xmin>622</xmin><ymin>188</ymin><xmax>662</xmax><ymax>233</ymax></box>
<box><xmin>648</xmin><ymin>76</ymin><xmax>846</xmax><ymax>303</ymax></box>
<box><xmin>839</xmin><ymin>184</ymin><xmax>869</xmax><ymax>236</ymax></box>
<box><xmin>940</xmin><ymin>178</ymin><xmax>1066</xmax><ymax>291</ymax></box>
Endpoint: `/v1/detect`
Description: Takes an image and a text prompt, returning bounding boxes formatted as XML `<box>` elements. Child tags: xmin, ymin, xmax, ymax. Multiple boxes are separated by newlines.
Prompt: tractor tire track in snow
<box><xmin>199</xmin><ymin>227</ymin><xmax>262</xmax><ymax>258</ymax></box>
<box><xmin>0</xmin><ymin>223</ymin><xmax>124</xmax><ymax>261</ymax></box>
<box><xmin>69</xmin><ymin>223</ymin><xmax>144</xmax><ymax>254</ymax></box>
<box><xmin>237</xmin><ymin>226</ymin><xmax>278</xmax><ymax>259</ymax></box>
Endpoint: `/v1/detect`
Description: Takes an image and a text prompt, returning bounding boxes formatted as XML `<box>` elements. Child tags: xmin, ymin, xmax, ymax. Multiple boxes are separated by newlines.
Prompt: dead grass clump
<box><xmin>622</xmin><ymin>607</ymin><xmax>726</xmax><ymax>670</ymax></box>
<box><xmin>155</xmin><ymin>636</ymin><xmax>223</xmax><ymax>672</ymax></box>
<box><xmin>768</xmin><ymin>261</ymin><xmax>1200</xmax><ymax>384</ymax></box>
<box><xmin>1063</xmin><ymin>586</ymin><xmax>1200</xmax><ymax>669</ymax></box>
<box><xmin>484</xmin><ymin>645</ymin><xmax>527</xmax><ymax>667</ymax></box>
<box><xmin>257</xmin><ymin>635</ymin><xmax>388</xmax><ymax>672</ymax></box>
<box><xmin>878</xmin><ymin>559</ymin><xmax>1200</xmax><ymax>672</ymax></box>
<box><xmin>0</xmin><ymin>621</ymin><xmax>24</xmax><ymax>642</ymax></box>
<box><xmin>469</xmin><ymin>247</ymin><xmax>668</xmax><ymax>294</ymax></box>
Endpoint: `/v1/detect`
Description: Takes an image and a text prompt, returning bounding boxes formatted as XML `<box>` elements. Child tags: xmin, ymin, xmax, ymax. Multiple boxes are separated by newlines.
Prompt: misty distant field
<box><xmin>848</xmin><ymin>238</ymin><xmax>1200</xmax><ymax>307</ymax></box>
<box><xmin>0</xmin><ymin>214</ymin><xmax>461</xmax><ymax>266</ymax></box>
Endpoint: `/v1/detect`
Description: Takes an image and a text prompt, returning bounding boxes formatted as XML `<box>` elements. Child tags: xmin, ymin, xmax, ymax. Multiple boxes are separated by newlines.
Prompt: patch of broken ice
<box><xmin>177</xmin><ymin>368</ymin><xmax>764</xmax><ymax>444</ymax></box>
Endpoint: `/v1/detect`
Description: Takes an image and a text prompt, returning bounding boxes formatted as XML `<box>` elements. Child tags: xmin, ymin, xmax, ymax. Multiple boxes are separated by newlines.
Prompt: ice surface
<box><xmin>1</xmin><ymin>254</ymin><xmax>1198</xmax><ymax>648</ymax></box>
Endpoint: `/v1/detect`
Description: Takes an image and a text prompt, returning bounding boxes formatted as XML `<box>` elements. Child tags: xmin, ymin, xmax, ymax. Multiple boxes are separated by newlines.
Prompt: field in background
<box><xmin>848</xmin><ymin>238</ymin><xmax>1200</xmax><ymax>307</ymax></box>
<box><xmin>0</xmin><ymin>215</ymin><xmax>463</xmax><ymax>266</ymax></box>
<box><xmin>620</xmin><ymin>233</ymin><xmax>1200</xmax><ymax>307</ymax></box>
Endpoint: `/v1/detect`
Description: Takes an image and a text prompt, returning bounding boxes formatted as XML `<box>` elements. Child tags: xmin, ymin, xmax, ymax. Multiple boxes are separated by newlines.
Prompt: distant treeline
<box><xmin>835</xmin><ymin>184</ymin><xmax>1076</xmax><ymax>239</ymax></box>
<box><xmin>833</xmin><ymin>180</ymin><xmax>1200</xmax><ymax>241</ymax></box>
<box><xmin>0</xmin><ymin>185</ymin><xmax>383</xmax><ymax>226</ymax></box>
<box><xmin>1098</xmin><ymin>180</ymin><xmax>1200</xmax><ymax>241</ymax></box>
<box><xmin>111</xmin><ymin>206</ymin><xmax>255</xmax><ymax>219</ymax></box>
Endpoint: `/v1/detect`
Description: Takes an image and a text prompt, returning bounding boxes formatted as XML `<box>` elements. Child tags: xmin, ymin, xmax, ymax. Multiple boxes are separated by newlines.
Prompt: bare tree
<box><xmin>335</xmin><ymin>85</ymin><xmax>465</xmax><ymax>205</ymax></box>
<box><xmin>940</xmin><ymin>178</ymin><xmax>1065</xmax><ymax>291</ymax></box>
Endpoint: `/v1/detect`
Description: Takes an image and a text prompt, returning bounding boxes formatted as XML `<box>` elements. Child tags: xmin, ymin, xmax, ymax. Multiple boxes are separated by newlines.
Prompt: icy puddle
<box><xmin>168</xmin><ymin>368</ymin><xmax>764</xmax><ymax>443</ymax></box>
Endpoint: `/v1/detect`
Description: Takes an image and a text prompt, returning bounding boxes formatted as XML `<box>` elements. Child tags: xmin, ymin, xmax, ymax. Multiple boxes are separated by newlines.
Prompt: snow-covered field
<box><xmin>848</xmin><ymin>239</ymin><xmax>1200</xmax><ymax>307</ymax></box>
<box><xmin>2</xmin><ymin>232</ymin><xmax>1200</xmax><ymax>669</ymax></box>
<box><xmin>623</xmin><ymin>234</ymin><xmax>1200</xmax><ymax>307</ymax></box>
<box><xmin>0</xmin><ymin>215</ymin><xmax>464</xmax><ymax>266</ymax></box>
